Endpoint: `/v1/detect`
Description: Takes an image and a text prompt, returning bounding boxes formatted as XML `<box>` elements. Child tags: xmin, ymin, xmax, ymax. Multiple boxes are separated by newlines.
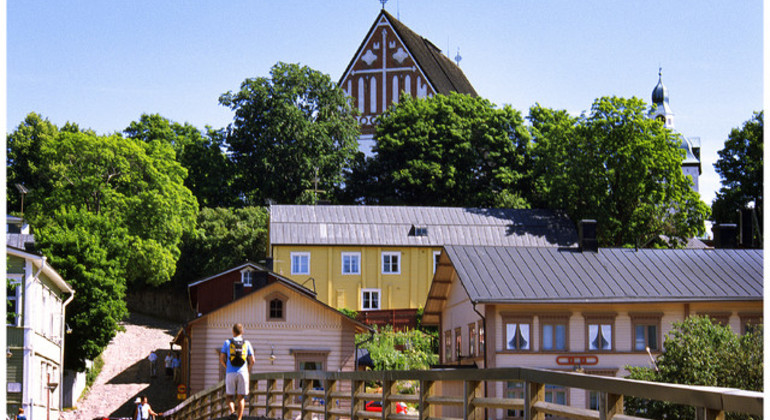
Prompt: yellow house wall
<box><xmin>272</xmin><ymin>245</ymin><xmax>442</xmax><ymax>311</ymax></box>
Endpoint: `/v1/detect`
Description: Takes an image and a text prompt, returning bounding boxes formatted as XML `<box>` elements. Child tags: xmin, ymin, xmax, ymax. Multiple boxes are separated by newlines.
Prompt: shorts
<box><xmin>225</xmin><ymin>370</ymin><xmax>249</xmax><ymax>396</ymax></box>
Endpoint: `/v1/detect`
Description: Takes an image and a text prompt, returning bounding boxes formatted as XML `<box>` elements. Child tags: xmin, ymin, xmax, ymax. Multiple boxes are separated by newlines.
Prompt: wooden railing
<box><xmin>162</xmin><ymin>367</ymin><xmax>763</xmax><ymax>420</ymax></box>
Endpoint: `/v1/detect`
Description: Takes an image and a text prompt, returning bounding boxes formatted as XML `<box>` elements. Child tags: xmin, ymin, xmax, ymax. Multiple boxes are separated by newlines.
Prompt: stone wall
<box><xmin>126</xmin><ymin>287</ymin><xmax>196</xmax><ymax>323</ymax></box>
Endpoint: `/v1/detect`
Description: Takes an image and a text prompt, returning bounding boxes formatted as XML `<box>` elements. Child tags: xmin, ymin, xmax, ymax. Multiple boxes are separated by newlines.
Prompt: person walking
<box><xmin>164</xmin><ymin>352</ymin><xmax>174</xmax><ymax>378</ymax></box>
<box><xmin>137</xmin><ymin>395</ymin><xmax>162</xmax><ymax>420</ymax></box>
<box><xmin>147</xmin><ymin>351</ymin><xmax>158</xmax><ymax>378</ymax></box>
<box><xmin>133</xmin><ymin>397</ymin><xmax>143</xmax><ymax>420</ymax></box>
<box><xmin>219</xmin><ymin>323</ymin><xmax>255</xmax><ymax>420</ymax></box>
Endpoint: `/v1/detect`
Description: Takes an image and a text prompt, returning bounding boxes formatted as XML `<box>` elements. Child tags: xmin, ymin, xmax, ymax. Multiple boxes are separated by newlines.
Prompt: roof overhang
<box><xmin>7</xmin><ymin>246</ymin><xmax>74</xmax><ymax>294</ymax></box>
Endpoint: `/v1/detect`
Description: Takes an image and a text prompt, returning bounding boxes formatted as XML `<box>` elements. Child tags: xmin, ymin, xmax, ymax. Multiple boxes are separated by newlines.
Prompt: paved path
<box><xmin>62</xmin><ymin>313</ymin><xmax>183</xmax><ymax>420</ymax></box>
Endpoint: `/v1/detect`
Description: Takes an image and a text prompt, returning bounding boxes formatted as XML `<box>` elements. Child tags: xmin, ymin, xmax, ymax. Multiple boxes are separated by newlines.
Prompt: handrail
<box><xmin>162</xmin><ymin>367</ymin><xmax>763</xmax><ymax>420</ymax></box>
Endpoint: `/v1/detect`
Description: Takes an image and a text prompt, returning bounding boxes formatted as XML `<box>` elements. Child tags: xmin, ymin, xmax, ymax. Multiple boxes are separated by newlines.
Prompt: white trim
<box><xmin>361</xmin><ymin>288</ymin><xmax>381</xmax><ymax>311</ymax></box>
<box><xmin>381</xmin><ymin>251</ymin><xmax>401</xmax><ymax>275</ymax></box>
<box><xmin>433</xmin><ymin>251</ymin><xmax>441</xmax><ymax>274</ymax></box>
<box><xmin>240</xmin><ymin>268</ymin><xmax>254</xmax><ymax>287</ymax></box>
<box><xmin>291</xmin><ymin>252</ymin><xmax>311</xmax><ymax>275</ymax></box>
<box><xmin>341</xmin><ymin>252</ymin><xmax>361</xmax><ymax>275</ymax></box>
<box><xmin>6</xmin><ymin>247</ymin><xmax>73</xmax><ymax>294</ymax></box>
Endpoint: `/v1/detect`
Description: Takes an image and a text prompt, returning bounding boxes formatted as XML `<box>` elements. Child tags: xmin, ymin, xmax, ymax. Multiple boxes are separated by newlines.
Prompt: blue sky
<box><xmin>7</xmin><ymin>1</ymin><xmax>763</xmax><ymax>220</ymax></box>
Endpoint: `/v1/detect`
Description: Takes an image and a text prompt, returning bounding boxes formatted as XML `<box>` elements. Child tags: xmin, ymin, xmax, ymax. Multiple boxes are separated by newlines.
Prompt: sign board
<box><xmin>177</xmin><ymin>384</ymin><xmax>187</xmax><ymax>400</ymax></box>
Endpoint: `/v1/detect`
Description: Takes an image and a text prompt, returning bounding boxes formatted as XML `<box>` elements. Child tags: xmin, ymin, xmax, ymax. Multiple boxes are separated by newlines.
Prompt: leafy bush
<box><xmin>357</xmin><ymin>325</ymin><xmax>438</xmax><ymax>371</ymax></box>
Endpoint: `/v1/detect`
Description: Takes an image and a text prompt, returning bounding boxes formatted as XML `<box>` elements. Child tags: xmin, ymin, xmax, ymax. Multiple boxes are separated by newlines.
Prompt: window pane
<box><xmin>543</xmin><ymin>325</ymin><xmax>553</xmax><ymax>349</ymax></box>
<box><xmin>635</xmin><ymin>325</ymin><xmax>646</xmax><ymax>350</ymax></box>
<box><xmin>519</xmin><ymin>324</ymin><xmax>530</xmax><ymax>350</ymax></box>
<box><xmin>555</xmin><ymin>324</ymin><xmax>566</xmax><ymax>350</ymax></box>
<box><xmin>506</xmin><ymin>324</ymin><xmax>517</xmax><ymax>350</ymax></box>
<box><xmin>647</xmin><ymin>325</ymin><xmax>657</xmax><ymax>350</ymax></box>
<box><xmin>588</xmin><ymin>325</ymin><xmax>599</xmax><ymax>350</ymax></box>
<box><xmin>371</xmin><ymin>291</ymin><xmax>379</xmax><ymax>309</ymax></box>
<box><xmin>600</xmin><ymin>324</ymin><xmax>612</xmax><ymax>350</ymax></box>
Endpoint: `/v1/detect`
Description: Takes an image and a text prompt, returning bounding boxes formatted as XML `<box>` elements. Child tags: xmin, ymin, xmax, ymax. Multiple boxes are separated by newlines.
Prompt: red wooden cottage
<box><xmin>187</xmin><ymin>262</ymin><xmax>273</xmax><ymax>316</ymax></box>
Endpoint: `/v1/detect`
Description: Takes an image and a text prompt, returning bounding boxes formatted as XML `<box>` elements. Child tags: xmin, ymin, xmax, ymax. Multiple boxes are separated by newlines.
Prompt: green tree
<box><xmin>7</xmin><ymin>115</ymin><xmax>198</xmax><ymax>368</ymax></box>
<box><xmin>711</xmin><ymin>111</ymin><xmax>763</xmax><ymax>234</ymax></box>
<box><xmin>125</xmin><ymin>113</ymin><xmax>238</xmax><ymax>208</ymax></box>
<box><xmin>347</xmin><ymin>92</ymin><xmax>531</xmax><ymax>207</ymax></box>
<box><xmin>220</xmin><ymin>62</ymin><xmax>360</xmax><ymax>205</ymax></box>
<box><xmin>626</xmin><ymin>316</ymin><xmax>762</xmax><ymax>419</ymax></box>
<box><xmin>174</xmin><ymin>206</ymin><xmax>269</xmax><ymax>285</ymax></box>
<box><xmin>6</xmin><ymin>113</ymin><xmax>59</xmax><ymax>214</ymax></box>
<box><xmin>356</xmin><ymin>325</ymin><xmax>438</xmax><ymax>371</ymax></box>
<box><xmin>529</xmin><ymin>97</ymin><xmax>710</xmax><ymax>247</ymax></box>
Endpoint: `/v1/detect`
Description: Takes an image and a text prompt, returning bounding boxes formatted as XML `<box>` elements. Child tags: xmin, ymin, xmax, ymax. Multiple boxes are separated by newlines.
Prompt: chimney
<box><xmin>739</xmin><ymin>208</ymin><xmax>755</xmax><ymax>248</ymax></box>
<box><xmin>712</xmin><ymin>223</ymin><xmax>738</xmax><ymax>249</ymax></box>
<box><xmin>578</xmin><ymin>219</ymin><xmax>598</xmax><ymax>252</ymax></box>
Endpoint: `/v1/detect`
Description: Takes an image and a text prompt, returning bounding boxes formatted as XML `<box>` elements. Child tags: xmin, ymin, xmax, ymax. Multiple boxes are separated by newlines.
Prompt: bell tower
<box><xmin>649</xmin><ymin>68</ymin><xmax>675</xmax><ymax>128</ymax></box>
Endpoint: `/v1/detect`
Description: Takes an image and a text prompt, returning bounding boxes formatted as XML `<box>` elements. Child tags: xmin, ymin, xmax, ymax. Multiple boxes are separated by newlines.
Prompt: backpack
<box><xmin>229</xmin><ymin>339</ymin><xmax>247</xmax><ymax>367</ymax></box>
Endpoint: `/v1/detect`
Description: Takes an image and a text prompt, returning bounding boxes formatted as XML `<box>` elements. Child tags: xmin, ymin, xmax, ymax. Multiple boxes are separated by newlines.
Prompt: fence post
<box><xmin>324</xmin><ymin>379</ymin><xmax>336</xmax><ymax>420</ymax></box>
<box><xmin>301</xmin><ymin>376</ymin><xmax>313</xmax><ymax>420</ymax></box>
<box><xmin>696</xmin><ymin>407</ymin><xmax>726</xmax><ymax>420</ymax></box>
<box><xmin>525</xmin><ymin>381</ymin><xmax>544</xmax><ymax>420</ymax></box>
<box><xmin>383</xmin><ymin>378</ymin><xmax>394</xmax><ymax>420</ymax></box>
<box><xmin>464</xmin><ymin>380</ymin><xmax>483</xmax><ymax>420</ymax></box>
<box><xmin>599</xmin><ymin>392</ymin><xmax>623</xmax><ymax>420</ymax></box>
<box><xmin>419</xmin><ymin>380</ymin><xmax>433</xmax><ymax>420</ymax></box>
<box><xmin>282</xmin><ymin>378</ymin><xmax>294</xmax><ymax>420</ymax></box>
<box><xmin>351</xmin><ymin>379</ymin><xmax>365</xmax><ymax>420</ymax></box>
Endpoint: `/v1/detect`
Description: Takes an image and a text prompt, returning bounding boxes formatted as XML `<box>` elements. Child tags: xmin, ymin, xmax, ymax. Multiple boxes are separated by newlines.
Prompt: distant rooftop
<box><xmin>269</xmin><ymin>205</ymin><xmax>577</xmax><ymax>247</ymax></box>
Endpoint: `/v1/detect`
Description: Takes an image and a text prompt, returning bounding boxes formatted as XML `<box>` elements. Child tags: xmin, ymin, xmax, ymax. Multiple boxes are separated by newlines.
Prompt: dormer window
<box><xmin>265</xmin><ymin>292</ymin><xmax>288</xmax><ymax>321</ymax></box>
<box><xmin>410</xmin><ymin>225</ymin><xmax>428</xmax><ymax>236</ymax></box>
<box><xmin>241</xmin><ymin>270</ymin><xmax>254</xmax><ymax>287</ymax></box>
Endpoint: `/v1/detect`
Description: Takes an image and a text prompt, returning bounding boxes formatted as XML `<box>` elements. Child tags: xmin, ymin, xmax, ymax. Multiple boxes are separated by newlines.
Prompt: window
<box><xmin>265</xmin><ymin>292</ymin><xmax>287</xmax><ymax>321</ymax></box>
<box><xmin>506</xmin><ymin>381</ymin><xmax>525</xmax><ymax>418</ymax></box>
<box><xmin>478</xmin><ymin>320</ymin><xmax>485</xmax><ymax>358</ymax></box>
<box><xmin>293</xmin><ymin>350</ymin><xmax>328</xmax><ymax>391</ymax></box>
<box><xmin>739</xmin><ymin>313</ymin><xmax>762</xmax><ymax>335</ymax></box>
<box><xmin>341</xmin><ymin>252</ymin><xmax>361</xmax><ymax>275</ymax></box>
<box><xmin>631</xmin><ymin>313</ymin><xmax>662</xmax><ymax>351</ymax></box>
<box><xmin>433</xmin><ymin>251</ymin><xmax>441</xmax><ymax>274</ymax></box>
<box><xmin>381</xmin><ymin>252</ymin><xmax>400</xmax><ymax>274</ymax></box>
<box><xmin>545</xmin><ymin>384</ymin><xmax>567</xmax><ymax>405</ymax></box>
<box><xmin>7</xmin><ymin>278</ymin><xmax>21</xmax><ymax>326</ymax></box>
<box><xmin>468</xmin><ymin>323</ymin><xmax>476</xmax><ymax>357</ymax></box>
<box><xmin>584</xmin><ymin>313</ymin><xmax>615</xmax><ymax>351</ymax></box>
<box><xmin>291</xmin><ymin>252</ymin><xmax>310</xmax><ymax>275</ymax></box>
<box><xmin>540</xmin><ymin>314</ymin><xmax>569</xmax><ymax>351</ymax></box>
<box><xmin>361</xmin><ymin>289</ymin><xmax>380</xmax><ymax>310</ymax></box>
<box><xmin>241</xmin><ymin>270</ymin><xmax>254</xmax><ymax>287</ymax></box>
<box><xmin>503</xmin><ymin>315</ymin><xmax>532</xmax><ymax>351</ymax></box>
<box><xmin>411</xmin><ymin>225</ymin><xmax>428</xmax><ymax>236</ymax></box>
<box><xmin>455</xmin><ymin>327</ymin><xmax>462</xmax><ymax>360</ymax></box>
<box><xmin>444</xmin><ymin>330</ymin><xmax>452</xmax><ymax>362</ymax></box>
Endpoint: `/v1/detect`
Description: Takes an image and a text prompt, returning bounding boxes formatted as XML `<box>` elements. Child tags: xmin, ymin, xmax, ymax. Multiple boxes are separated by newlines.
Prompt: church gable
<box><xmin>340</xmin><ymin>12</ymin><xmax>437</xmax><ymax>135</ymax></box>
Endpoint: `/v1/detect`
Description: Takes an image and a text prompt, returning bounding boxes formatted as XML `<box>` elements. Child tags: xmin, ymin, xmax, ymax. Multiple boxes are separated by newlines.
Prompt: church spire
<box><xmin>649</xmin><ymin>68</ymin><xmax>674</xmax><ymax>128</ymax></box>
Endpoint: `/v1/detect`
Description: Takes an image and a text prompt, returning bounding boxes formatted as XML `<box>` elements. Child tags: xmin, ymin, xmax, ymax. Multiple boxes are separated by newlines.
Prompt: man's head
<box><xmin>232</xmin><ymin>323</ymin><xmax>244</xmax><ymax>337</ymax></box>
<box><xmin>142</xmin><ymin>395</ymin><xmax>149</xmax><ymax>404</ymax></box>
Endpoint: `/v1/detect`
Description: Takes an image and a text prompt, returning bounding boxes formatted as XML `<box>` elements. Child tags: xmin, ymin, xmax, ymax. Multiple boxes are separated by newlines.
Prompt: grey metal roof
<box><xmin>6</xmin><ymin>233</ymin><xmax>35</xmax><ymax>250</ymax></box>
<box><xmin>444</xmin><ymin>246</ymin><xmax>763</xmax><ymax>303</ymax></box>
<box><xmin>270</xmin><ymin>205</ymin><xmax>577</xmax><ymax>247</ymax></box>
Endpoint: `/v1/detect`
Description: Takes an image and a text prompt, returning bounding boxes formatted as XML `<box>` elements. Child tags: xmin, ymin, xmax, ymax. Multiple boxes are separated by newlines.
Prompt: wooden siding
<box><xmin>272</xmin><ymin>245</ymin><xmax>441</xmax><ymax>311</ymax></box>
<box><xmin>7</xmin><ymin>255</ymin><xmax>25</xmax><ymax>274</ymax></box>
<box><xmin>187</xmin><ymin>282</ymin><xmax>362</xmax><ymax>394</ymax></box>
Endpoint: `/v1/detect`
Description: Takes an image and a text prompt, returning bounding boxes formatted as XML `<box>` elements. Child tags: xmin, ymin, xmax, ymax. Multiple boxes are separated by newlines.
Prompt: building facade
<box><xmin>268</xmin><ymin>205</ymin><xmax>577</xmax><ymax>315</ymax></box>
<box><xmin>423</xmin><ymin>234</ymin><xmax>762</xmax><ymax>418</ymax></box>
<box><xmin>7</xmin><ymin>217</ymin><xmax>75</xmax><ymax>419</ymax></box>
<box><xmin>339</xmin><ymin>9</ymin><xmax>477</xmax><ymax>154</ymax></box>
<box><xmin>174</xmin><ymin>277</ymin><xmax>370</xmax><ymax>395</ymax></box>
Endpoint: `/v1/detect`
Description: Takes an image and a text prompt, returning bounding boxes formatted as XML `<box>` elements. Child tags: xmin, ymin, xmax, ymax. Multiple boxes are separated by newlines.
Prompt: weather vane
<box><xmin>380</xmin><ymin>0</ymin><xmax>388</xmax><ymax>9</ymax></box>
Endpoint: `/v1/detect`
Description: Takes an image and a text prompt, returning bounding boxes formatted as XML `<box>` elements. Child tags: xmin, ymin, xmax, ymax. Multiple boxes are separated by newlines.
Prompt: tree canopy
<box><xmin>345</xmin><ymin>92</ymin><xmax>531</xmax><ymax>207</ymax></box>
<box><xmin>220</xmin><ymin>62</ymin><xmax>360</xmax><ymax>205</ymax></box>
<box><xmin>711</xmin><ymin>111</ymin><xmax>763</xmax><ymax>231</ymax></box>
<box><xmin>7</xmin><ymin>113</ymin><xmax>198</xmax><ymax>369</ymax></box>
<box><xmin>626</xmin><ymin>316</ymin><xmax>762</xmax><ymax>419</ymax></box>
<box><xmin>174</xmin><ymin>206</ymin><xmax>269</xmax><ymax>286</ymax></box>
<box><xmin>125</xmin><ymin>113</ymin><xmax>238</xmax><ymax>208</ymax></box>
<box><xmin>529</xmin><ymin>97</ymin><xmax>710</xmax><ymax>247</ymax></box>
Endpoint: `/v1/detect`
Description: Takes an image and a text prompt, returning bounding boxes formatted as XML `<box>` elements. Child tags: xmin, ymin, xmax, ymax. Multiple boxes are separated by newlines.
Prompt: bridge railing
<box><xmin>162</xmin><ymin>367</ymin><xmax>763</xmax><ymax>420</ymax></box>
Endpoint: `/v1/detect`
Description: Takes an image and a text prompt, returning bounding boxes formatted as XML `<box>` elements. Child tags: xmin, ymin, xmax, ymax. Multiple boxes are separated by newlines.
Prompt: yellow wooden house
<box><xmin>268</xmin><ymin>205</ymin><xmax>577</xmax><ymax>315</ymax></box>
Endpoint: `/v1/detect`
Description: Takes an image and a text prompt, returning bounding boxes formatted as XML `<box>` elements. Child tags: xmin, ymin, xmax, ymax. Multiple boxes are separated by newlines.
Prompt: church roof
<box><xmin>339</xmin><ymin>9</ymin><xmax>477</xmax><ymax>97</ymax></box>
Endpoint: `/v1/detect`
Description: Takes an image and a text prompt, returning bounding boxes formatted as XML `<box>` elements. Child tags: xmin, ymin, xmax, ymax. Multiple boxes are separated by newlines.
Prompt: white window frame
<box><xmin>241</xmin><ymin>269</ymin><xmax>254</xmax><ymax>287</ymax></box>
<box><xmin>433</xmin><ymin>251</ymin><xmax>441</xmax><ymax>274</ymax></box>
<box><xmin>341</xmin><ymin>252</ymin><xmax>361</xmax><ymax>275</ymax></box>
<box><xmin>361</xmin><ymin>288</ymin><xmax>381</xmax><ymax>311</ymax></box>
<box><xmin>291</xmin><ymin>252</ymin><xmax>310</xmax><ymax>275</ymax></box>
<box><xmin>7</xmin><ymin>275</ymin><xmax>22</xmax><ymax>327</ymax></box>
<box><xmin>381</xmin><ymin>251</ymin><xmax>401</xmax><ymax>274</ymax></box>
